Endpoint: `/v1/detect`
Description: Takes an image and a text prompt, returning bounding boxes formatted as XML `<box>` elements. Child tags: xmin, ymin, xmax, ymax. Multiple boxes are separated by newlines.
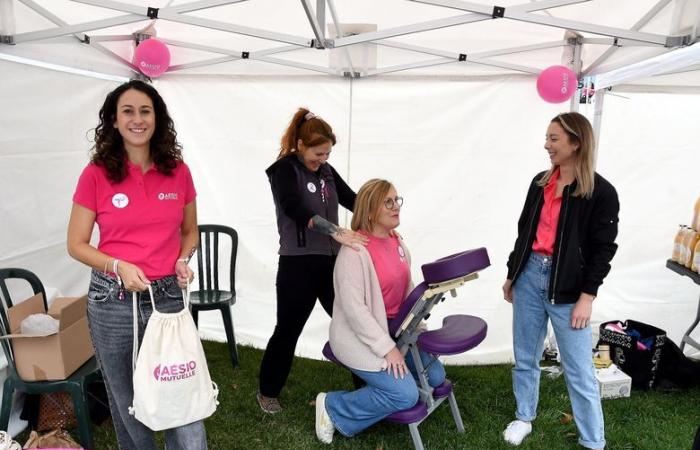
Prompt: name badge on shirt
<box><xmin>112</xmin><ymin>193</ymin><xmax>129</xmax><ymax>208</ymax></box>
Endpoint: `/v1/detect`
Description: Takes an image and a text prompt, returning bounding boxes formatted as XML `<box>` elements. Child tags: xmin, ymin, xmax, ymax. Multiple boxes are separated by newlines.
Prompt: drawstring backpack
<box><xmin>128</xmin><ymin>283</ymin><xmax>219</xmax><ymax>431</ymax></box>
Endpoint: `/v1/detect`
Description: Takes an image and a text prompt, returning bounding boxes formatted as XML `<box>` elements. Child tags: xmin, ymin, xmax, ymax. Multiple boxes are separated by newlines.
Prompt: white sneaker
<box><xmin>315</xmin><ymin>392</ymin><xmax>335</xmax><ymax>444</ymax></box>
<box><xmin>503</xmin><ymin>420</ymin><xmax>532</xmax><ymax>445</ymax></box>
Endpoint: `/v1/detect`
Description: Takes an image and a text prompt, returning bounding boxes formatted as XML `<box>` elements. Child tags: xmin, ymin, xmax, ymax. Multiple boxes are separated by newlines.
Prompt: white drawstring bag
<box><xmin>128</xmin><ymin>284</ymin><xmax>219</xmax><ymax>431</ymax></box>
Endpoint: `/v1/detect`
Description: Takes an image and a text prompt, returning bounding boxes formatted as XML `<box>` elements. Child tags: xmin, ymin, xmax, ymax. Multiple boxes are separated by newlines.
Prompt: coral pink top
<box><xmin>532</xmin><ymin>168</ymin><xmax>562</xmax><ymax>256</ymax></box>
<box><xmin>365</xmin><ymin>234</ymin><xmax>410</xmax><ymax>319</ymax></box>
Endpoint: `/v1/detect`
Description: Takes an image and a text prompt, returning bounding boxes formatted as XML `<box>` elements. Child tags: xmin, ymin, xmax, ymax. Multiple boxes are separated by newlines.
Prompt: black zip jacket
<box><xmin>506</xmin><ymin>171</ymin><xmax>619</xmax><ymax>304</ymax></box>
<box><xmin>266</xmin><ymin>155</ymin><xmax>356</xmax><ymax>256</ymax></box>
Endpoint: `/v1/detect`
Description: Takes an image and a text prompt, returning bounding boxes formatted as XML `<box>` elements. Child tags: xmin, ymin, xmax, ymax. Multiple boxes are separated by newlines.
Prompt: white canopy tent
<box><xmin>1</xmin><ymin>0</ymin><xmax>699</xmax><ymax>375</ymax></box>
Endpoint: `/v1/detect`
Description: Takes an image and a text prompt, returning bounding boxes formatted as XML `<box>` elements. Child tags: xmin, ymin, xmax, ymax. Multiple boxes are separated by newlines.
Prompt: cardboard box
<box><xmin>4</xmin><ymin>293</ymin><xmax>94</xmax><ymax>381</ymax></box>
<box><xmin>595</xmin><ymin>363</ymin><xmax>632</xmax><ymax>400</ymax></box>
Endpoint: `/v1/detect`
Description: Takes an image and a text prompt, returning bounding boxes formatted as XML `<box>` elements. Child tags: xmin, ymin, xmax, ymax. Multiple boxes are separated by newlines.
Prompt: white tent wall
<box><xmin>2</xmin><ymin>58</ymin><xmax>699</xmax><ymax>366</ymax></box>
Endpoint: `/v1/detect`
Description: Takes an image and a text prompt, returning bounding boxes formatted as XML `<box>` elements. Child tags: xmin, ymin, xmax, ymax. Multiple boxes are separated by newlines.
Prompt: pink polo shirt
<box><xmin>532</xmin><ymin>168</ymin><xmax>562</xmax><ymax>256</ymax></box>
<box><xmin>365</xmin><ymin>234</ymin><xmax>410</xmax><ymax>319</ymax></box>
<box><xmin>73</xmin><ymin>160</ymin><xmax>196</xmax><ymax>279</ymax></box>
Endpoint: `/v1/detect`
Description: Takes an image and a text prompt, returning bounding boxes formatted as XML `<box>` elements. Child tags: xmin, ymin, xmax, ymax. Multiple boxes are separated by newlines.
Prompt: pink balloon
<box><xmin>536</xmin><ymin>65</ymin><xmax>577</xmax><ymax>103</ymax></box>
<box><xmin>133</xmin><ymin>38</ymin><xmax>170</xmax><ymax>78</ymax></box>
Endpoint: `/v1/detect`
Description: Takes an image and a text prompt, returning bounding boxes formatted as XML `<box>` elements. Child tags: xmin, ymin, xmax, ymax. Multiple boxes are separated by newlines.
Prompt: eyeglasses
<box><xmin>383</xmin><ymin>196</ymin><xmax>404</xmax><ymax>210</ymax></box>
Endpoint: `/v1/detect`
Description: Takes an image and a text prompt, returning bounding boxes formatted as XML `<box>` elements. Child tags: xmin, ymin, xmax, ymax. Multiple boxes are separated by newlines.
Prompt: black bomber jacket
<box><xmin>506</xmin><ymin>171</ymin><xmax>620</xmax><ymax>304</ymax></box>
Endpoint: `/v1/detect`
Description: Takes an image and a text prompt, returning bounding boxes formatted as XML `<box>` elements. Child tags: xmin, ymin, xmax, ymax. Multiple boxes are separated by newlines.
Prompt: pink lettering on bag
<box><xmin>153</xmin><ymin>360</ymin><xmax>197</xmax><ymax>381</ymax></box>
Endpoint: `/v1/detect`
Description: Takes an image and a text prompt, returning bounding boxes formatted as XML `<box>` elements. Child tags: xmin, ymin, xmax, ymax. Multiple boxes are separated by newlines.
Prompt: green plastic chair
<box><xmin>0</xmin><ymin>268</ymin><xmax>101</xmax><ymax>449</ymax></box>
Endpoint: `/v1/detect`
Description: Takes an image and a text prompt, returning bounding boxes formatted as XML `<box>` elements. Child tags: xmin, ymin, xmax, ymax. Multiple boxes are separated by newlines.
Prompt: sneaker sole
<box><xmin>315</xmin><ymin>393</ymin><xmax>332</xmax><ymax>444</ymax></box>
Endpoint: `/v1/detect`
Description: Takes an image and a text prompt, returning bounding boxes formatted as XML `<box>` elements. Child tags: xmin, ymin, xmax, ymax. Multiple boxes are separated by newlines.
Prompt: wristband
<box><xmin>113</xmin><ymin>259</ymin><xmax>124</xmax><ymax>300</ymax></box>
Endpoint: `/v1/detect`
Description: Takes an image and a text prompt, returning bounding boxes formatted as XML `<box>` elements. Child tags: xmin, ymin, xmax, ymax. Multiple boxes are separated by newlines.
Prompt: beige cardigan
<box><xmin>329</xmin><ymin>241</ymin><xmax>412</xmax><ymax>372</ymax></box>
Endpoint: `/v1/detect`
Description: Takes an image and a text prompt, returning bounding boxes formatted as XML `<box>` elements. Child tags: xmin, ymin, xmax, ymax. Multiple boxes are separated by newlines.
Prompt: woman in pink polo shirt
<box><xmin>502</xmin><ymin>112</ymin><xmax>619</xmax><ymax>449</ymax></box>
<box><xmin>67</xmin><ymin>80</ymin><xmax>207</xmax><ymax>450</ymax></box>
<box><xmin>313</xmin><ymin>179</ymin><xmax>446</xmax><ymax>443</ymax></box>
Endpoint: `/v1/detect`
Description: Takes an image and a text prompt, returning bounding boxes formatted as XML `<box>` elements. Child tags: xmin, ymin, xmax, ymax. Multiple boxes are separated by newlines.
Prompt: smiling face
<box><xmin>113</xmin><ymin>88</ymin><xmax>156</xmax><ymax>153</ymax></box>
<box><xmin>372</xmin><ymin>186</ymin><xmax>401</xmax><ymax>235</ymax></box>
<box><xmin>545</xmin><ymin>121</ymin><xmax>579</xmax><ymax>167</ymax></box>
<box><xmin>297</xmin><ymin>138</ymin><xmax>332</xmax><ymax>172</ymax></box>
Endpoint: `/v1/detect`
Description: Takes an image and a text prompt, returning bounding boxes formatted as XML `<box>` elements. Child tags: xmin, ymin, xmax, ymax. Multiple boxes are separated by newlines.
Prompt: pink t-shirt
<box><xmin>73</xmin><ymin>160</ymin><xmax>196</xmax><ymax>279</ymax></box>
<box><xmin>365</xmin><ymin>234</ymin><xmax>410</xmax><ymax>319</ymax></box>
<box><xmin>532</xmin><ymin>168</ymin><xmax>562</xmax><ymax>256</ymax></box>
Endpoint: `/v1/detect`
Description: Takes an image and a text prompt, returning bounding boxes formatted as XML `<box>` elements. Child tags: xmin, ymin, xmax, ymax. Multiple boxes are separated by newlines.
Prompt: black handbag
<box><xmin>597</xmin><ymin>319</ymin><xmax>666</xmax><ymax>389</ymax></box>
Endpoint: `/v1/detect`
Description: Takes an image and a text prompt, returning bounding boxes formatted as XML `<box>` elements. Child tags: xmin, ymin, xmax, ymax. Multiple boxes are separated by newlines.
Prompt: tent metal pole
<box><xmin>161</xmin><ymin>38</ymin><xmax>242</xmax><ymax>57</ymax></box>
<box><xmin>11</xmin><ymin>13</ymin><xmax>143</xmax><ymax>44</ymax></box>
<box><xmin>569</xmin><ymin>37</ymin><xmax>583</xmax><ymax>112</ymax></box>
<box><xmin>584</xmin><ymin>0</ymin><xmax>673</xmax><ymax>75</ymax></box>
<box><xmin>366</xmin><ymin>58</ymin><xmax>455</xmax><ymax>77</ymax></box>
<box><xmin>592</xmin><ymin>89</ymin><xmax>605</xmax><ymax>165</ymax></box>
<box><xmin>253</xmin><ymin>55</ymin><xmax>337</xmax><ymax>75</ymax></box>
<box><xmin>14</xmin><ymin>0</ymin><xmax>139</xmax><ymax>75</ymax></box>
<box><xmin>167</xmin><ymin>0</ymin><xmax>249</xmax><ymax>14</ymax></box>
<box><xmin>326</xmin><ymin>0</ymin><xmax>358</xmax><ymax>77</ymax></box>
<box><xmin>582</xmin><ymin>37</ymin><xmax>661</xmax><ymax>47</ymax></box>
<box><xmin>68</xmin><ymin>0</ymin><xmax>311</xmax><ymax>46</ymax></box>
<box><xmin>167</xmin><ymin>56</ymin><xmax>240</xmax><ymax>72</ymax></box>
<box><xmin>343</xmin><ymin>75</ymin><xmax>353</xmax><ymax>227</ymax></box>
<box><xmin>375</xmin><ymin>40</ymin><xmax>540</xmax><ymax>74</ymax></box>
<box><xmin>301</xmin><ymin>0</ymin><xmax>326</xmax><ymax>48</ymax></box>
<box><xmin>0</xmin><ymin>0</ymin><xmax>15</xmax><ymax>37</ymax></box>
<box><xmin>377</xmin><ymin>39</ymin><xmax>567</xmax><ymax>59</ymax></box>
<box><xmin>158</xmin><ymin>10</ymin><xmax>311</xmax><ymax>46</ymax></box>
<box><xmin>333</xmin><ymin>0</ymin><xmax>588</xmax><ymax>48</ymax></box>
<box><xmin>316</xmin><ymin>0</ymin><xmax>325</xmax><ymax>28</ymax></box>
<box><xmin>413</xmin><ymin>0</ymin><xmax>681</xmax><ymax>46</ymax></box>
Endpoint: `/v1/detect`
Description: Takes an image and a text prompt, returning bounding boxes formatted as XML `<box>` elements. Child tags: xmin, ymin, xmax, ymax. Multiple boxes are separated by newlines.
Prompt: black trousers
<box><xmin>259</xmin><ymin>254</ymin><xmax>335</xmax><ymax>397</ymax></box>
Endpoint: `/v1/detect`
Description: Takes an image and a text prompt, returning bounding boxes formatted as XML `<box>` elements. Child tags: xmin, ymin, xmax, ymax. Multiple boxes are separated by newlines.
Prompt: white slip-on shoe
<box><xmin>503</xmin><ymin>419</ymin><xmax>532</xmax><ymax>445</ymax></box>
<box><xmin>315</xmin><ymin>392</ymin><xmax>335</xmax><ymax>444</ymax></box>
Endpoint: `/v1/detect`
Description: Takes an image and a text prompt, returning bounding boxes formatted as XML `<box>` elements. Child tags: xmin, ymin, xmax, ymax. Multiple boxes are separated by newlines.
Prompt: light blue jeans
<box><xmin>87</xmin><ymin>270</ymin><xmax>208</xmax><ymax>450</ymax></box>
<box><xmin>325</xmin><ymin>349</ymin><xmax>445</xmax><ymax>437</ymax></box>
<box><xmin>512</xmin><ymin>253</ymin><xmax>605</xmax><ymax>449</ymax></box>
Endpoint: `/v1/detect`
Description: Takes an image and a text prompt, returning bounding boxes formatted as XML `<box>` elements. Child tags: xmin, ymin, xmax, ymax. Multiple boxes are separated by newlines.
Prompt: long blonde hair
<box><xmin>537</xmin><ymin>112</ymin><xmax>596</xmax><ymax>198</ymax></box>
<box><xmin>351</xmin><ymin>179</ymin><xmax>394</xmax><ymax>232</ymax></box>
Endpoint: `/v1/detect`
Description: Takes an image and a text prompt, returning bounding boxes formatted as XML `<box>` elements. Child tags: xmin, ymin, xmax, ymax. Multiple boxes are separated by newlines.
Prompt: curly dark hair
<box><xmin>91</xmin><ymin>80</ymin><xmax>182</xmax><ymax>183</ymax></box>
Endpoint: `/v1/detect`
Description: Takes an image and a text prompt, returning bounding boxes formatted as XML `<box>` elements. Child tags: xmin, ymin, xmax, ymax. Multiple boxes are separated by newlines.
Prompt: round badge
<box><xmin>307</xmin><ymin>182</ymin><xmax>317</xmax><ymax>193</ymax></box>
<box><xmin>112</xmin><ymin>193</ymin><xmax>129</xmax><ymax>208</ymax></box>
<box><xmin>398</xmin><ymin>246</ymin><xmax>405</xmax><ymax>258</ymax></box>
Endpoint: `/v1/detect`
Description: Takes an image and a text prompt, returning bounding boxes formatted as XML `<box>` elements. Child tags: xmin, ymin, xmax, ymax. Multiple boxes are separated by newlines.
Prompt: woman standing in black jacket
<box><xmin>257</xmin><ymin>108</ymin><xmax>367</xmax><ymax>413</ymax></box>
<box><xmin>502</xmin><ymin>112</ymin><xmax>619</xmax><ymax>449</ymax></box>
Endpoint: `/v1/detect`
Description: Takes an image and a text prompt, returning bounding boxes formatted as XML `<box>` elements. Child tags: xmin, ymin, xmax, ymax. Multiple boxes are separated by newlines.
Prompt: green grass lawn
<box><xmin>42</xmin><ymin>341</ymin><xmax>700</xmax><ymax>449</ymax></box>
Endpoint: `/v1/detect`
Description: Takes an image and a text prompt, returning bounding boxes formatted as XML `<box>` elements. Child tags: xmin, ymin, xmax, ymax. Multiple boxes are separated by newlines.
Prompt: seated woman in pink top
<box><xmin>314</xmin><ymin>179</ymin><xmax>446</xmax><ymax>444</ymax></box>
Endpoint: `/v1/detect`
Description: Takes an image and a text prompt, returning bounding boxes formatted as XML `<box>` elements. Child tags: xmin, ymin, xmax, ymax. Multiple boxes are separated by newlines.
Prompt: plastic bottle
<box><xmin>682</xmin><ymin>229</ymin><xmax>700</xmax><ymax>268</ymax></box>
<box><xmin>693</xmin><ymin>196</ymin><xmax>700</xmax><ymax>231</ymax></box>
<box><xmin>692</xmin><ymin>239</ymin><xmax>700</xmax><ymax>273</ymax></box>
<box><xmin>672</xmin><ymin>225</ymin><xmax>686</xmax><ymax>262</ymax></box>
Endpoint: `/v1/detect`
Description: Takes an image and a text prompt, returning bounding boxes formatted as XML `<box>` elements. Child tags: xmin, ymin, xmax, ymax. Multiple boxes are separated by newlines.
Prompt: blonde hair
<box><xmin>351</xmin><ymin>179</ymin><xmax>394</xmax><ymax>232</ymax></box>
<box><xmin>537</xmin><ymin>112</ymin><xmax>596</xmax><ymax>198</ymax></box>
<box><xmin>277</xmin><ymin>107</ymin><xmax>336</xmax><ymax>160</ymax></box>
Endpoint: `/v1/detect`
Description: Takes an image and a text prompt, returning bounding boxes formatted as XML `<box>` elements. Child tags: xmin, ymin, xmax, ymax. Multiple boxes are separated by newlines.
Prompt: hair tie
<box><xmin>304</xmin><ymin>112</ymin><xmax>316</xmax><ymax>121</ymax></box>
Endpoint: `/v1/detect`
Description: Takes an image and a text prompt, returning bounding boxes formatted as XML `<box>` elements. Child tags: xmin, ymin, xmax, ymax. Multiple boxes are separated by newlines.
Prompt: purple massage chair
<box><xmin>323</xmin><ymin>247</ymin><xmax>490</xmax><ymax>450</ymax></box>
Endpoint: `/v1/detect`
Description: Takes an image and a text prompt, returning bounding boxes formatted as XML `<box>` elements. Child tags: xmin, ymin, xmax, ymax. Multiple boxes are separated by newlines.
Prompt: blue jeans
<box><xmin>512</xmin><ymin>253</ymin><xmax>605</xmax><ymax>449</ymax></box>
<box><xmin>325</xmin><ymin>349</ymin><xmax>445</xmax><ymax>437</ymax></box>
<box><xmin>87</xmin><ymin>270</ymin><xmax>208</xmax><ymax>450</ymax></box>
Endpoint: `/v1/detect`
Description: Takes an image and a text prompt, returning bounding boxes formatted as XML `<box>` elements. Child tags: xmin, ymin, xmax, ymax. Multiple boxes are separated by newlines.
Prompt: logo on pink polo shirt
<box><xmin>112</xmin><ymin>193</ymin><xmax>129</xmax><ymax>208</ymax></box>
<box><xmin>158</xmin><ymin>192</ymin><xmax>179</xmax><ymax>200</ymax></box>
<box><xmin>153</xmin><ymin>361</ymin><xmax>197</xmax><ymax>382</ymax></box>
